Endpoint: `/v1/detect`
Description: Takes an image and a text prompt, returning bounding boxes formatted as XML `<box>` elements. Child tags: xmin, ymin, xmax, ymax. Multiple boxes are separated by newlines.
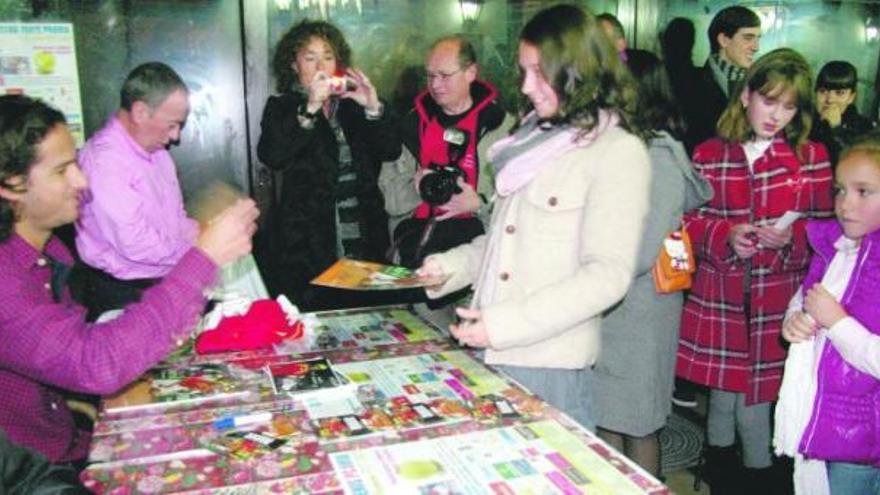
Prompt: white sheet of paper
<box><xmin>774</xmin><ymin>210</ymin><xmax>802</xmax><ymax>231</ymax></box>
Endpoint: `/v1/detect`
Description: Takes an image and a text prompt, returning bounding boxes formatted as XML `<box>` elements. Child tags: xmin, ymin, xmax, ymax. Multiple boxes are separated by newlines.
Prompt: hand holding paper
<box><xmin>754</xmin><ymin>210</ymin><xmax>800</xmax><ymax>250</ymax></box>
<box><xmin>773</xmin><ymin>210</ymin><xmax>802</xmax><ymax>231</ymax></box>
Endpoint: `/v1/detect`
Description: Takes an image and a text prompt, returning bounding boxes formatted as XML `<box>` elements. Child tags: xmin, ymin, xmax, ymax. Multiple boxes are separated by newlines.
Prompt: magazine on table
<box><xmin>310</xmin><ymin>258</ymin><xmax>449</xmax><ymax>291</ymax></box>
<box><xmin>104</xmin><ymin>363</ymin><xmax>249</xmax><ymax>413</ymax></box>
<box><xmin>265</xmin><ymin>357</ymin><xmax>358</xmax><ymax>403</ymax></box>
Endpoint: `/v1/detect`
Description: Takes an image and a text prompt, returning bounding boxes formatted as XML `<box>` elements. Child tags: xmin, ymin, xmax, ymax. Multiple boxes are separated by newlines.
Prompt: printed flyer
<box><xmin>308</xmin><ymin>306</ymin><xmax>445</xmax><ymax>350</ymax></box>
<box><xmin>330</xmin><ymin>419</ymin><xmax>652</xmax><ymax>495</ymax></box>
<box><xmin>311</xmin><ymin>258</ymin><xmax>449</xmax><ymax>291</ymax></box>
<box><xmin>335</xmin><ymin>350</ymin><xmax>512</xmax><ymax>406</ymax></box>
<box><xmin>0</xmin><ymin>23</ymin><xmax>84</xmax><ymax>144</ymax></box>
<box><xmin>104</xmin><ymin>363</ymin><xmax>249</xmax><ymax>413</ymax></box>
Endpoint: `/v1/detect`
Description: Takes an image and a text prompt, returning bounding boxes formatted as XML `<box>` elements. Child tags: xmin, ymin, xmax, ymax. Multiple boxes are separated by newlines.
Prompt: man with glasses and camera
<box><xmin>381</xmin><ymin>35</ymin><xmax>512</xmax><ymax>290</ymax></box>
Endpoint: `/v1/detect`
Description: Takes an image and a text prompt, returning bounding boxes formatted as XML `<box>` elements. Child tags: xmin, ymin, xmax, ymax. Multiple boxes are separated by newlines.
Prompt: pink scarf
<box><xmin>489</xmin><ymin>110</ymin><xmax>620</xmax><ymax>197</ymax></box>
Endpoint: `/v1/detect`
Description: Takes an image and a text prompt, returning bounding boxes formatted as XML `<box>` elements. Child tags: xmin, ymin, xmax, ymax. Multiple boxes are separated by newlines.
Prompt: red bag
<box><xmin>195</xmin><ymin>300</ymin><xmax>303</xmax><ymax>354</ymax></box>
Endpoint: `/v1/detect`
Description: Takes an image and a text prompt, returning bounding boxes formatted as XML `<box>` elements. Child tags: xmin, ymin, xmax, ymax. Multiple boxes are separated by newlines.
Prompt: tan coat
<box><xmin>429</xmin><ymin>127</ymin><xmax>650</xmax><ymax>369</ymax></box>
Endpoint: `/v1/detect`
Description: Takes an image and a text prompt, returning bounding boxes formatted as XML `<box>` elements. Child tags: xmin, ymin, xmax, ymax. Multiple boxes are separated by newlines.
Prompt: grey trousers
<box><xmin>707</xmin><ymin>389</ymin><xmax>772</xmax><ymax>468</ymax></box>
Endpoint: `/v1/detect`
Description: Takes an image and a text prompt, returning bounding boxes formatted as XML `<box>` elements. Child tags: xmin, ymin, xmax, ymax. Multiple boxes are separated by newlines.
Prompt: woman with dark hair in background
<box><xmin>592</xmin><ymin>48</ymin><xmax>712</xmax><ymax>476</ymax></box>
<box><xmin>418</xmin><ymin>4</ymin><xmax>650</xmax><ymax>430</ymax></box>
<box><xmin>810</xmin><ymin>60</ymin><xmax>875</xmax><ymax>167</ymax></box>
<box><xmin>257</xmin><ymin>20</ymin><xmax>400</xmax><ymax>310</ymax></box>
<box><xmin>660</xmin><ymin>17</ymin><xmax>699</xmax><ymax>133</ymax></box>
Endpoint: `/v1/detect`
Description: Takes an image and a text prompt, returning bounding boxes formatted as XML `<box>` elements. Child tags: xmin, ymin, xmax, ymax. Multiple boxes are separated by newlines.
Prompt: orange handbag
<box><xmin>652</xmin><ymin>227</ymin><xmax>696</xmax><ymax>293</ymax></box>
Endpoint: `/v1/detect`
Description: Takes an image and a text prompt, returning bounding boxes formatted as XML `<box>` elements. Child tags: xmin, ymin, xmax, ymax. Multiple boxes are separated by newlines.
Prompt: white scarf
<box><xmin>774</xmin><ymin>236</ymin><xmax>860</xmax><ymax>495</ymax></box>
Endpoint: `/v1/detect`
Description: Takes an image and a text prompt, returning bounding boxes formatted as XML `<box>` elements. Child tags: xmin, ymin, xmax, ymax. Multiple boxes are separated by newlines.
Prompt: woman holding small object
<box><xmin>417</xmin><ymin>4</ymin><xmax>650</xmax><ymax>429</ymax></box>
<box><xmin>257</xmin><ymin>19</ymin><xmax>400</xmax><ymax>310</ymax></box>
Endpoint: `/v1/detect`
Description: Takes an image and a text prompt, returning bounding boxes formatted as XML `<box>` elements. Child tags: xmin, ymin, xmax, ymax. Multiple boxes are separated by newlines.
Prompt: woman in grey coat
<box><xmin>592</xmin><ymin>49</ymin><xmax>713</xmax><ymax>476</ymax></box>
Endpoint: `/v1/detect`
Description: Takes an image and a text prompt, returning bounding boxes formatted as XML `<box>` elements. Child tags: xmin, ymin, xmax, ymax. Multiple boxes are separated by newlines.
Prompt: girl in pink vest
<box><xmin>776</xmin><ymin>133</ymin><xmax>880</xmax><ymax>494</ymax></box>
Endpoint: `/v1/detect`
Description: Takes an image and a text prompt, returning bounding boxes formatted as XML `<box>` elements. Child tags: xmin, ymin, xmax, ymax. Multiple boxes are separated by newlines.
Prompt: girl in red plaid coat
<box><xmin>676</xmin><ymin>48</ymin><xmax>834</xmax><ymax>492</ymax></box>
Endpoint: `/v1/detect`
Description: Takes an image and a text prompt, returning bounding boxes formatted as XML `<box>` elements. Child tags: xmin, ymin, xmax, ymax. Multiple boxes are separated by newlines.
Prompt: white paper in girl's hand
<box><xmin>774</xmin><ymin>210</ymin><xmax>803</xmax><ymax>231</ymax></box>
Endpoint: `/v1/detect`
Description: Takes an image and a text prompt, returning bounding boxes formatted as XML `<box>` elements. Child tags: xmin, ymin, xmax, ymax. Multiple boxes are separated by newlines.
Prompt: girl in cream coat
<box><xmin>418</xmin><ymin>4</ymin><xmax>650</xmax><ymax>429</ymax></box>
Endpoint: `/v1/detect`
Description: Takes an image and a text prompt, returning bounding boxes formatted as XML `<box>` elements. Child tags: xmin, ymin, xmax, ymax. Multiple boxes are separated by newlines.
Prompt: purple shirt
<box><xmin>76</xmin><ymin>115</ymin><xmax>199</xmax><ymax>279</ymax></box>
<box><xmin>0</xmin><ymin>234</ymin><xmax>216</xmax><ymax>462</ymax></box>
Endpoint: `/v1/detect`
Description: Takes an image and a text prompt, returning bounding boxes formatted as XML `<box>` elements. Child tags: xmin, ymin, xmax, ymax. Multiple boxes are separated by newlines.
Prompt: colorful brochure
<box><xmin>104</xmin><ymin>363</ymin><xmax>248</xmax><ymax>412</ymax></box>
<box><xmin>265</xmin><ymin>357</ymin><xmax>357</xmax><ymax>402</ymax></box>
<box><xmin>311</xmin><ymin>258</ymin><xmax>449</xmax><ymax>291</ymax></box>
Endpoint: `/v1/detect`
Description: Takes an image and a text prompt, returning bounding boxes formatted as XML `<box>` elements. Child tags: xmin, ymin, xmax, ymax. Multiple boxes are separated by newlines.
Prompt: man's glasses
<box><xmin>425</xmin><ymin>66</ymin><xmax>467</xmax><ymax>83</ymax></box>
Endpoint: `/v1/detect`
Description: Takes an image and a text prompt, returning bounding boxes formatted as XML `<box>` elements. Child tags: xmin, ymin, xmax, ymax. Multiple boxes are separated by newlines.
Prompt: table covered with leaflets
<box><xmin>80</xmin><ymin>305</ymin><xmax>671</xmax><ymax>494</ymax></box>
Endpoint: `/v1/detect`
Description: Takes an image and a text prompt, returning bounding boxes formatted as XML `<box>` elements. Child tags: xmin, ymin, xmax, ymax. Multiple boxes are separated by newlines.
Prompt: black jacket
<box><xmin>810</xmin><ymin>105</ymin><xmax>876</xmax><ymax>167</ymax></box>
<box><xmin>682</xmin><ymin>63</ymin><xmax>730</xmax><ymax>154</ymax></box>
<box><xmin>0</xmin><ymin>433</ymin><xmax>87</xmax><ymax>494</ymax></box>
<box><xmin>256</xmin><ymin>93</ymin><xmax>400</xmax><ymax>308</ymax></box>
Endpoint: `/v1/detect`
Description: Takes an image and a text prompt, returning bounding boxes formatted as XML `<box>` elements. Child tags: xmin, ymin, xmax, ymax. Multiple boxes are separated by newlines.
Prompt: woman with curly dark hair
<box><xmin>257</xmin><ymin>20</ymin><xmax>400</xmax><ymax>310</ymax></box>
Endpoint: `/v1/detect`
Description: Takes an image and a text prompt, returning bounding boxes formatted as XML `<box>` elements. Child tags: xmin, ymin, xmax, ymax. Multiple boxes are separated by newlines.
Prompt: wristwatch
<box><xmin>365</xmin><ymin>102</ymin><xmax>384</xmax><ymax>120</ymax></box>
<box><xmin>297</xmin><ymin>103</ymin><xmax>319</xmax><ymax>128</ymax></box>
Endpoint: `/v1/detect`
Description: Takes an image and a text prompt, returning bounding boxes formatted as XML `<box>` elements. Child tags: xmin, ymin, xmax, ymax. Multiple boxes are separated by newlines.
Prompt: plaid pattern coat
<box><xmin>676</xmin><ymin>136</ymin><xmax>833</xmax><ymax>404</ymax></box>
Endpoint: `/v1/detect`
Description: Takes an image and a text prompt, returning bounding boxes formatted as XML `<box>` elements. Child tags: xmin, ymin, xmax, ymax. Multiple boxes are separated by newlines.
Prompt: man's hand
<box><xmin>196</xmin><ymin>198</ymin><xmax>259</xmax><ymax>267</ymax></box>
<box><xmin>437</xmin><ymin>179</ymin><xmax>480</xmax><ymax>220</ymax></box>
<box><xmin>728</xmin><ymin>223</ymin><xmax>758</xmax><ymax>259</ymax></box>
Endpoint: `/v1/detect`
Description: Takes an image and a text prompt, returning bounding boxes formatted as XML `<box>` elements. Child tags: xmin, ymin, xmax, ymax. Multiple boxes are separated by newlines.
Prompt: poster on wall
<box><xmin>0</xmin><ymin>23</ymin><xmax>84</xmax><ymax>145</ymax></box>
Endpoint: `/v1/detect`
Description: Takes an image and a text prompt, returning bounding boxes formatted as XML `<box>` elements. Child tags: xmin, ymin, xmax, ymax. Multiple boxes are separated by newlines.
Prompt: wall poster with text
<box><xmin>0</xmin><ymin>22</ymin><xmax>84</xmax><ymax>145</ymax></box>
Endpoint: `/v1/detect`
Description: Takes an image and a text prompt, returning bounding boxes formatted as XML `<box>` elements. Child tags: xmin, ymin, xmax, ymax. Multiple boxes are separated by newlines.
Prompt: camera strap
<box><xmin>385</xmin><ymin>214</ymin><xmax>438</xmax><ymax>267</ymax></box>
<box><xmin>413</xmin><ymin>215</ymin><xmax>438</xmax><ymax>265</ymax></box>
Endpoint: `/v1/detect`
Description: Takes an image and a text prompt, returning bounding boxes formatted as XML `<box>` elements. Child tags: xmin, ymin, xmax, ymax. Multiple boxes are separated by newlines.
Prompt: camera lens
<box><xmin>419</xmin><ymin>169</ymin><xmax>457</xmax><ymax>206</ymax></box>
<box><xmin>419</xmin><ymin>173</ymin><xmax>452</xmax><ymax>206</ymax></box>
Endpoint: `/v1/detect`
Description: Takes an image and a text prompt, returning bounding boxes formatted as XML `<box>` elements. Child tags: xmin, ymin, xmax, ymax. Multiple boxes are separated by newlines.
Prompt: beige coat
<box><xmin>428</xmin><ymin>127</ymin><xmax>650</xmax><ymax>369</ymax></box>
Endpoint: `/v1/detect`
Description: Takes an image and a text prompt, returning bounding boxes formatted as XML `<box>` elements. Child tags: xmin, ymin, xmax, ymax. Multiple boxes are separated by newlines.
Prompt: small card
<box><xmin>774</xmin><ymin>210</ymin><xmax>802</xmax><ymax>231</ymax></box>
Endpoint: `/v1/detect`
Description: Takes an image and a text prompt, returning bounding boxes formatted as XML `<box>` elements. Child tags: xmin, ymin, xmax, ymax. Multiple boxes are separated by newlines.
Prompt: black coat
<box><xmin>810</xmin><ymin>105</ymin><xmax>876</xmax><ymax>168</ymax></box>
<box><xmin>256</xmin><ymin>93</ymin><xmax>400</xmax><ymax>309</ymax></box>
<box><xmin>0</xmin><ymin>431</ymin><xmax>88</xmax><ymax>494</ymax></box>
<box><xmin>682</xmin><ymin>64</ymin><xmax>730</xmax><ymax>154</ymax></box>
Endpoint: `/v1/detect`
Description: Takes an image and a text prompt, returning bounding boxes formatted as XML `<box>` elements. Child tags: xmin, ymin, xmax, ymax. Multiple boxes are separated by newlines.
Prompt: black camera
<box><xmin>419</xmin><ymin>164</ymin><xmax>465</xmax><ymax>206</ymax></box>
<box><xmin>418</xmin><ymin>127</ymin><xmax>468</xmax><ymax>207</ymax></box>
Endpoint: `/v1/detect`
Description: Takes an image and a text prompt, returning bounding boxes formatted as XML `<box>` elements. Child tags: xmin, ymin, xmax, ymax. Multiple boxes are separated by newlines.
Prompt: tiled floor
<box><xmin>664</xmin><ymin>392</ymin><xmax>710</xmax><ymax>494</ymax></box>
